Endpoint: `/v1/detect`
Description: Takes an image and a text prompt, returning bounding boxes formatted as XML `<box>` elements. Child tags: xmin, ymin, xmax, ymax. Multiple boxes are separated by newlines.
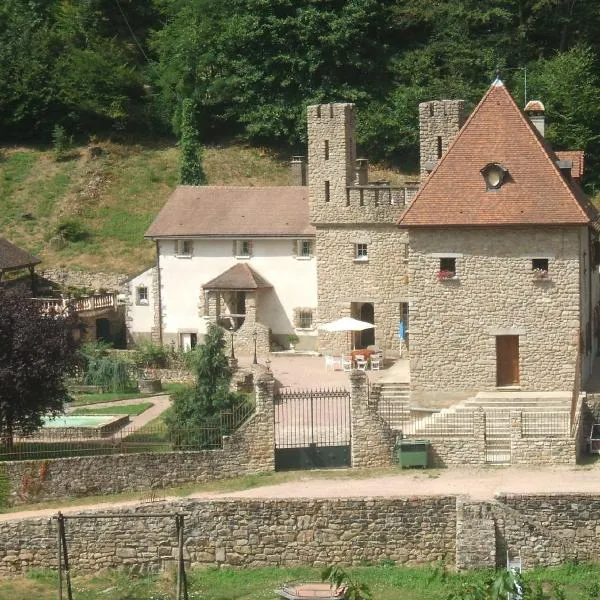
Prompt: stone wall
<box><xmin>40</xmin><ymin>269</ymin><xmax>128</xmax><ymax>293</ymax></box>
<box><xmin>3</xmin><ymin>373</ymin><xmax>275</xmax><ymax>506</ymax></box>
<box><xmin>492</xmin><ymin>493</ymin><xmax>599</xmax><ymax>568</ymax></box>
<box><xmin>408</xmin><ymin>227</ymin><xmax>581</xmax><ymax>392</ymax></box>
<box><xmin>350</xmin><ymin>371</ymin><xmax>395</xmax><ymax>468</ymax></box>
<box><xmin>418</xmin><ymin>100</ymin><xmax>466</xmax><ymax>177</ymax></box>
<box><xmin>316</xmin><ymin>226</ymin><xmax>409</xmax><ymax>356</ymax></box>
<box><xmin>455</xmin><ymin>499</ymin><xmax>496</xmax><ymax>570</ymax></box>
<box><xmin>509</xmin><ymin>410</ymin><xmax>576</xmax><ymax>465</ymax></box>
<box><xmin>0</xmin><ymin>496</ymin><xmax>457</xmax><ymax>574</ymax></box>
<box><xmin>307</xmin><ymin>102</ymin><xmax>410</xmax><ymax>357</ymax></box>
<box><xmin>4</xmin><ymin>493</ymin><xmax>600</xmax><ymax>574</ymax></box>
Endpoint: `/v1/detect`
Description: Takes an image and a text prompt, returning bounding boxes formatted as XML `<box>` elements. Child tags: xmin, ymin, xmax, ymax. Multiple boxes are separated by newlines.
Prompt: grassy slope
<box><xmin>3</xmin><ymin>563</ymin><xmax>600</xmax><ymax>600</ymax></box>
<box><xmin>0</xmin><ymin>142</ymin><xmax>411</xmax><ymax>274</ymax></box>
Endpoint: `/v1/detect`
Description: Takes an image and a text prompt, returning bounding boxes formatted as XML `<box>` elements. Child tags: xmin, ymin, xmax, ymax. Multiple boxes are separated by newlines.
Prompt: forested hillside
<box><xmin>2</xmin><ymin>0</ymin><xmax>600</xmax><ymax>186</ymax></box>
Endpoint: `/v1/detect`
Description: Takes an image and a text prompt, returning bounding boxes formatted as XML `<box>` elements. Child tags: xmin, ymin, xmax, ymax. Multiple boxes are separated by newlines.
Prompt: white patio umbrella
<box><xmin>318</xmin><ymin>317</ymin><xmax>375</xmax><ymax>351</ymax></box>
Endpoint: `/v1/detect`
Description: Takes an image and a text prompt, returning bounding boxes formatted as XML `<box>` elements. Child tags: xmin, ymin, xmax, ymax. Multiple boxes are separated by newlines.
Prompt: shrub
<box><xmin>55</xmin><ymin>218</ymin><xmax>90</xmax><ymax>242</ymax></box>
<box><xmin>52</xmin><ymin>124</ymin><xmax>71</xmax><ymax>161</ymax></box>
<box><xmin>166</xmin><ymin>324</ymin><xmax>245</xmax><ymax>448</ymax></box>
<box><xmin>133</xmin><ymin>340</ymin><xmax>169</xmax><ymax>369</ymax></box>
<box><xmin>83</xmin><ymin>355</ymin><xmax>132</xmax><ymax>392</ymax></box>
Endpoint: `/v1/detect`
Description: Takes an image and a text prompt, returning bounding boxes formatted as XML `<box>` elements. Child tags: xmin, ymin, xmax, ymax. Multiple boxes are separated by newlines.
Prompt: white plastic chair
<box><xmin>354</xmin><ymin>354</ymin><xmax>368</xmax><ymax>371</ymax></box>
<box><xmin>342</xmin><ymin>355</ymin><xmax>352</xmax><ymax>372</ymax></box>
<box><xmin>325</xmin><ymin>355</ymin><xmax>335</xmax><ymax>371</ymax></box>
<box><xmin>370</xmin><ymin>355</ymin><xmax>381</xmax><ymax>371</ymax></box>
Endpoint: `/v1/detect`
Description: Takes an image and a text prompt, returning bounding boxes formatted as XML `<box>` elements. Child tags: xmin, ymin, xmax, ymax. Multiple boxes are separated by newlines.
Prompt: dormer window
<box><xmin>481</xmin><ymin>163</ymin><xmax>508</xmax><ymax>190</ymax></box>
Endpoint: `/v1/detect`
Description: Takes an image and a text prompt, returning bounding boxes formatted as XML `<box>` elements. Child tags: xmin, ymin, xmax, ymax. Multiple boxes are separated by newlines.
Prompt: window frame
<box><xmin>354</xmin><ymin>243</ymin><xmax>369</xmax><ymax>262</ymax></box>
<box><xmin>294</xmin><ymin>307</ymin><xmax>314</xmax><ymax>330</ymax></box>
<box><xmin>295</xmin><ymin>239</ymin><xmax>313</xmax><ymax>259</ymax></box>
<box><xmin>531</xmin><ymin>258</ymin><xmax>549</xmax><ymax>279</ymax></box>
<box><xmin>438</xmin><ymin>257</ymin><xmax>457</xmax><ymax>280</ymax></box>
<box><xmin>176</xmin><ymin>239</ymin><xmax>193</xmax><ymax>258</ymax></box>
<box><xmin>136</xmin><ymin>286</ymin><xmax>149</xmax><ymax>305</ymax></box>
<box><xmin>235</xmin><ymin>239</ymin><xmax>253</xmax><ymax>258</ymax></box>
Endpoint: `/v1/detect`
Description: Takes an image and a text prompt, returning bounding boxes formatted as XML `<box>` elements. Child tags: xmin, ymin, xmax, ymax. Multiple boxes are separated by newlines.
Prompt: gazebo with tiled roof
<box><xmin>0</xmin><ymin>237</ymin><xmax>41</xmax><ymax>293</ymax></box>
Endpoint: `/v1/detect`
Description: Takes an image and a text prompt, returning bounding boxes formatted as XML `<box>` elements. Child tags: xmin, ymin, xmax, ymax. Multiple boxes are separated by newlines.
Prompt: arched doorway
<box><xmin>359</xmin><ymin>303</ymin><xmax>374</xmax><ymax>348</ymax></box>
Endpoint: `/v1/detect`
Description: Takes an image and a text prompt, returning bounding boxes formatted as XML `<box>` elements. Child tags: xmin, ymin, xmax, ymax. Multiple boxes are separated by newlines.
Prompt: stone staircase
<box><xmin>403</xmin><ymin>391</ymin><xmax>571</xmax><ymax>464</ymax></box>
<box><xmin>373</xmin><ymin>382</ymin><xmax>410</xmax><ymax>430</ymax></box>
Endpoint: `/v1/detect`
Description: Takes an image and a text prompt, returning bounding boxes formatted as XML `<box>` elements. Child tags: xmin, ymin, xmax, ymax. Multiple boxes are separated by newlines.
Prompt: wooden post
<box><xmin>176</xmin><ymin>515</ymin><xmax>188</xmax><ymax>600</ymax></box>
<box><xmin>57</xmin><ymin>514</ymin><xmax>62</xmax><ymax>600</ymax></box>
<box><xmin>58</xmin><ymin>513</ymin><xmax>73</xmax><ymax>600</ymax></box>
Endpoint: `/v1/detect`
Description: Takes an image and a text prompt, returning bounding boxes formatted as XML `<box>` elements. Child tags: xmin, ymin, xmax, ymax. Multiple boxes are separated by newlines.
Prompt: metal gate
<box><xmin>485</xmin><ymin>410</ymin><xmax>511</xmax><ymax>464</ymax></box>
<box><xmin>274</xmin><ymin>388</ymin><xmax>351</xmax><ymax>471</ymax></box>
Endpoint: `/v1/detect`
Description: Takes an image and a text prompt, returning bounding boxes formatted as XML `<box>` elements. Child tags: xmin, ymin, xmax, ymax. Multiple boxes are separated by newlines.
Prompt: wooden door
<box><xmin>496</xmin><ymin>335</ymin><xmax>520</xmax><ymax>386</ymax></box>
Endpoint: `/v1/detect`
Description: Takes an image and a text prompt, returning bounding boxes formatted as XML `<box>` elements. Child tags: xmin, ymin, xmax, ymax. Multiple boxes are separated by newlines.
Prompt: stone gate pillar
<box><xmin>349</xmin><ymin>370</ymin><xmax>395</xmax><ymax>468</ymax></box>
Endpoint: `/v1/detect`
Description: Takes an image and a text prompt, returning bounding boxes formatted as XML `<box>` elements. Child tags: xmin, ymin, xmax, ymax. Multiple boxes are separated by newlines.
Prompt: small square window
<box><xmin>235</xmin><ymin>240</ymin><xmax>252</xmax><ymax>258</ymax></box>
<box><xmin>438</xmin><ymin>257</ymin><xmax>456</xmax><ymax>280</ymax></box>
<box><xmin>532</xmin><ymin>258</ymin><xmax>549</xmax><ymax>279</ymax></box>
<box><xmin>136</xmin><ymin>286</ymin><xmax>148</xmax><ymax>305</ymax></box>
<box><xmin>295</xmin><ymin>308</ymin><xmax>313</xmax><ymax>329</ymax></box>
<box><xmin>177</xmin><ymin>240</ymin><xmax>193</xmax><ymax>256</ymax></box>
<box><xmin>355</xmin><ymin>243</ymin><xmax>368</xmax><ymax>261</ymax></box>
<box><xmin>297</xmin><ymin>240</ymin><xmax>312</xmax><ymax>257</ymax></box>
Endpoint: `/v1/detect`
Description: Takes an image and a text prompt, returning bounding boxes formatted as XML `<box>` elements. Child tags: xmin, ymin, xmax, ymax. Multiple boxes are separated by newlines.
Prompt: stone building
<box><xmin>398</xmin><ymin>80</ymin><xmax>599</xmax><ymax>402</ymax></box>
<box><xmin>131</xmin><ymin>79</ymin><xmax>598</xmax><ymax>401</ymax></box>
<box><xmin>306</xmin><ymin>100</ymin><xmax>462</xmax><ymax>356</ymax></box>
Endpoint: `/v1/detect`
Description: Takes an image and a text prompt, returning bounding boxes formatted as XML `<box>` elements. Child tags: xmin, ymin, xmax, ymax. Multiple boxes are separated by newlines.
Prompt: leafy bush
<box><xmin>133</xmin><ymin>340</ymin><xmax>170</xmax><ymax>369</ymax></box>
<box><xmin>83</xmin><ymin>355</ymin><xmax>132</xmax><ymax>392</ymax></box>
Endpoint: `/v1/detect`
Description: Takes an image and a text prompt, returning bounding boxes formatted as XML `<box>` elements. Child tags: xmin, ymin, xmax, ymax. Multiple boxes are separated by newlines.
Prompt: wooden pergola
<box><xmin>0</xmin><ymin>236</ymin><xmax>41</xmax><ymax>294</ymax></box>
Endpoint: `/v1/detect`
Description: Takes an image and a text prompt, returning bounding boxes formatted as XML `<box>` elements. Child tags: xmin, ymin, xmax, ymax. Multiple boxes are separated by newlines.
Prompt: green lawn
<box><xmin>69</xmin><ymin>383</ymin><xmax>186</xmax><ymax>406</ymax></box>
<box><xmin>71</xmin><ymin>402</ymin><xmax>154</xmax><ymax>416</ymax></box>
<box><xmin>3</xmin><ymin>563</ymin><xmax>600</xmax><ymax>600</ymax></box>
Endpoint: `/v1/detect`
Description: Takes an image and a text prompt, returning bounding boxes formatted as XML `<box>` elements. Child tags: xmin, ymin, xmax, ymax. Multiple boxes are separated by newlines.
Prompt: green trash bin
<box><xmin>396</xmin><ymin>439</ymin><xmax>429</xmax><ymax>468</ymax></box>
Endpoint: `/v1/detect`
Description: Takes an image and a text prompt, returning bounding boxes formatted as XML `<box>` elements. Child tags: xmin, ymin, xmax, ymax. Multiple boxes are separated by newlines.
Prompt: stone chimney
<box><xmin>291</xmin><ymin>156</ymin><xmax>307</xmax><ymax>186</ymax></box>
<box><xmin>524</xmin><ymin>100</ymin><xmax>545</xmax><ymax>137</ymax></box>
<box><xmin>355</xmin><ymin>159</ymin><xmax>369</xmax><ymax>185</ymax></box>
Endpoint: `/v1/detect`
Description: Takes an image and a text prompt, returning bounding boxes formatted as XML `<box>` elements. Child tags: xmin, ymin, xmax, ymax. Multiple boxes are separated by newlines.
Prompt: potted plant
<box><xmin>532</xmin><ymin>268</ymin><xmax>549</xmax><ymax>280</ymax></box>
<box><xmin>287</xmin><ymin>333</ymin><xmax>299</xmax><ymax>351</ymax></box>
<box><xmin>437</xmin><ymin>269</ymin><xmax>455</xmax><ymax>281</ymax></box>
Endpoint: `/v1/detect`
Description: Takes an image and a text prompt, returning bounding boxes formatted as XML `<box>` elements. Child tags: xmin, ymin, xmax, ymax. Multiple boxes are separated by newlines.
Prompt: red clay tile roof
<box><xmin>556</xmin><ymin>151</ymin><xmax>584</xmax><ymax>179</ymax></box>
<box><xmin>203</xmin><ymin>263</ymin><xmax>272</xmax><ymax>290</ymax></box>
<box><xmin>398</xmin><ymin>81</ymin><xmax>596</xmax><ymax>227</ymax></box>
<box><xmin>0</xmin><ymin>237</ymin><xmax>41</xmax><ymax>271</ymax></box>
<box><xmin>145</xmin><ymin>186</ymin><xmax>314</xmax><ymax>238</ymax></box>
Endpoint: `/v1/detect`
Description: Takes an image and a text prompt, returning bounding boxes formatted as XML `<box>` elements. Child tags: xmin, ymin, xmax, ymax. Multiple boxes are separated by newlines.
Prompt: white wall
<box><xmin>126</xmin><ymin>267</ymin><xmax>155</xmax><ymax>338</ymax></box>
<box><xmin>158</xmin><ymin>238</ymin><xmax>317</xmax><ymax>341</ymax></box>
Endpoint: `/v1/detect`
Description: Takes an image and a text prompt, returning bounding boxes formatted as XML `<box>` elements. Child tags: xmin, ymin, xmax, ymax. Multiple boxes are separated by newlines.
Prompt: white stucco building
<box><xmin>127</xmin><ymin>186</ymin><xmax>317</xmax><ymax>353</ymax></box>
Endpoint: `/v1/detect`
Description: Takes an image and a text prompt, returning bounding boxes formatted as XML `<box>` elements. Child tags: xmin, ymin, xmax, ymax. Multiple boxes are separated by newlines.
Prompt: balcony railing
<box><xmin>32</xmin><ymin>293</ymin><xmax>118</xmax><ymax>315</ymax></box>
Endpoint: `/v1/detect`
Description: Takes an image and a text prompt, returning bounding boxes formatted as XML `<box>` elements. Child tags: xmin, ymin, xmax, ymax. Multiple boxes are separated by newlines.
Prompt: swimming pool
<box><xmin>43</xmin><ymin>415</ymin><xmax>121</xmax><ymax>428</ymax></box>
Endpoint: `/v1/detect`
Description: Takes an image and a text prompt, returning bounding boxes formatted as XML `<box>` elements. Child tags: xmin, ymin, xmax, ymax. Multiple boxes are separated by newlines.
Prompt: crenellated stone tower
<box><xmin>419</xmin><ymin>100</ymin><xmax>466</xmax><ymax>177</ymax></box>
<box><xmin>307</xmin><ymin>103</ymin><xmax>418</xmax><ymax>356</ymax></box>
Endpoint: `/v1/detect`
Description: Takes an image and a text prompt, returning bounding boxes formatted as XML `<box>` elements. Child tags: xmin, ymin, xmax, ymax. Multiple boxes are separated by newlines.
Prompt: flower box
<box><xmin>437</xmin><ymin>270</ymin><xmax>456</xmax><ymax>281</ymax></box>
<box><xmin>532</xmin><ymin>268</ymin><xmax>549</xmax><ymax>280</ymax></box>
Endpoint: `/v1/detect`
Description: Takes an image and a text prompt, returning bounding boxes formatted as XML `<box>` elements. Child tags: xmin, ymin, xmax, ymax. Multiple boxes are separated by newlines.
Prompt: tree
<box><xmin>528</xmin><ymin>45</ymin><xmax>600</xmax><ymax>188</ymax></box>
<box><xmin>0</xmin><ymin>289</ymin><xmax>80</xmax><ymax>450</ymax></box>
<box><xmin>179</xmin><ymin>98</ymin><xmax>207</xmax><ymax>185</ymax></box>
<box><xmin>166</xmin><ymin>324</ymin><xmax>240</xmax><ymax>443</ymax></box>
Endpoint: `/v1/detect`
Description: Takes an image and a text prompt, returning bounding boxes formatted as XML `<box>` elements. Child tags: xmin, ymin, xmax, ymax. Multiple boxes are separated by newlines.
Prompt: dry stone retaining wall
<box><xmin>40</xmin><ymin>269</ymin><xmax>128</xmax><ymax>293</ymax></box>
<box><xmin>3</xmin><ymin>493</ymin><xmax>600</xmax><ymax>574</ymax></box>
<box><xmin>0</xmin><ymin>496</ymin><xmax>457</xmax><ymax>575</ymax></box>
